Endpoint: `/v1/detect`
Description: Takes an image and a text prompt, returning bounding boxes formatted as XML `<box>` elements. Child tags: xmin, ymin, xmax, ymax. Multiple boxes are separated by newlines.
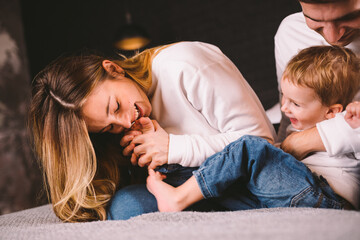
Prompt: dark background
<box><xmin>0</xmin><ymin>0</ymin><xmax>301</xmax><ymax>215</ymax></box>
<box><xmin>20</xmin><ymin>0</ymin><xmax>301</xmax><ymax>110</ymax></box>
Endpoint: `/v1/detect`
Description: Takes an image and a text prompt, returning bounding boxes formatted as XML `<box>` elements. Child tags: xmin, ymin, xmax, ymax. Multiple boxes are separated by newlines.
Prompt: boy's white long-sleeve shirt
<box><xmin>148</xmin><ymin>42</ymin><xmax>276</xmax><ymax>167</ymax></box>
<box><xmin>301</xmin><ymin>113</ymin><xmax>360</xmax><ymax>209</ymax></box>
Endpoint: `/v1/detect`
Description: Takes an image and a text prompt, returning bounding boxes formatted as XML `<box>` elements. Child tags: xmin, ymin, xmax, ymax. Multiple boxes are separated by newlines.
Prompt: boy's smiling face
<box><xmin>280</xmin><ymin>77</ymin><xmax>331</xmax><ymax>130</ymax></box>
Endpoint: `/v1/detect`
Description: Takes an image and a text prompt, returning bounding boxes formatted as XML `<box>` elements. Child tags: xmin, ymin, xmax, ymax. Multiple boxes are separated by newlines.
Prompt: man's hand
<box><xmin>280</xmin><ymin>127</ymin><xmax>325</xmax><ymax>160</ymax></box>
<box><xmin>345</xmin><ymin>101</ymin><xmax>360</xmax><ymax>129</ymax></box>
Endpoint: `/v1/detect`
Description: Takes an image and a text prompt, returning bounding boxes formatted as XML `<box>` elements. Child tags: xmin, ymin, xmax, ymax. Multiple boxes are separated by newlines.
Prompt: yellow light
<box><xmin>114</xmin><ymin>36</ymin><xmax>151</xmax><ymax>51</ymax></box>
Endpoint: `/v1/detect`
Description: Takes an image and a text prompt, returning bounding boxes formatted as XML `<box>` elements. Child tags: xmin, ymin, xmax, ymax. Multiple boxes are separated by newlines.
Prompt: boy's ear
<box><xmin>102</xmin><ymin>60</ymin><xmax>125</xmax><ymax>77</ymax></box>
<box><xmin>325</xmin><ymin>104</ymin><xmax>343</xmax><ymax>119</ymax></box>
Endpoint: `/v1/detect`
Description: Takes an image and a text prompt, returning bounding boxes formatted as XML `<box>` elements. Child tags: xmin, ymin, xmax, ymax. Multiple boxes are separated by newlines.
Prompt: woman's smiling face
<box><xmin>81</xmin><ymin>76</ymin><xmax>152</xmax><ymax>134</ymax></box>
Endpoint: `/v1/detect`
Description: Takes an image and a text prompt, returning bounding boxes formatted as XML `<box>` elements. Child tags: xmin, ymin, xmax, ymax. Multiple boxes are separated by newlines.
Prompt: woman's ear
<box><xmin>325</xmin><ymin>103</ymin><xmax>343</xmax><ymax>119</ymax></box>
<box><xmin>102</xmin><ymin>60</ymin><xmax>125</xmax><ymax>77</ymax></box>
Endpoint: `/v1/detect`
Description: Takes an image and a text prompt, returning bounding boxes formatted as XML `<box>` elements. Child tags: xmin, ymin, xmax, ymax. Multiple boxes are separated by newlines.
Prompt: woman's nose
<box><xmin>322</xmin><ymin>22</ymin><xmax>345</xmax><ymax>45</ymax></box>
<box><xmin>114</xmin><ymin>114</ymin><xmax>132</xmax><ymax>130</ymax></box>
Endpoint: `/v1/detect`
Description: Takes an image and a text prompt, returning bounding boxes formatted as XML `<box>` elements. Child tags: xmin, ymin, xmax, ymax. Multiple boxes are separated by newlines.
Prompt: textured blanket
<box><xmin>1</xmin><ymin>205</ymin><xmax>359</xmax><ymax>240</ymax></box>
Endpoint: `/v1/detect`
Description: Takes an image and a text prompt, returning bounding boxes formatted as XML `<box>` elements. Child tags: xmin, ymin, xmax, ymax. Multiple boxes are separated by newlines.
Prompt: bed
<box><xmin>1</xmin><ymin>204</ymin><xmax>359</xmax><ymax>240</ymax></box>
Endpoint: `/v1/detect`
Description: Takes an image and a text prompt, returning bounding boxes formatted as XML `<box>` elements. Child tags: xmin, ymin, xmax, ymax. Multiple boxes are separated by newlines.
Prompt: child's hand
<box><xmin>345</xmin><ymin>101</ymin><xmax>360</xmax><ymax>129</ymax></box>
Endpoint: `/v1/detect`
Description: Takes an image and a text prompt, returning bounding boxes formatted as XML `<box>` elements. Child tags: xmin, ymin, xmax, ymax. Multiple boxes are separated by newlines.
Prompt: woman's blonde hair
<box><xmin>28</xmin><ymin>45</ymin><xmax>166</xmax><ymax>222</ymax></box>
<box><xmin>283</xmin><ymin>46</ymin><xmax>360</xmax><ymax>107</ymax></box>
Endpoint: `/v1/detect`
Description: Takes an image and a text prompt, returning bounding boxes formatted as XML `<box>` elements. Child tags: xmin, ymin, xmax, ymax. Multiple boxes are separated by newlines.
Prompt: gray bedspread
<box><xmin>1</xmin><ymin>205</ymin><xmax>359</xmax><ymax>240</ymax></box>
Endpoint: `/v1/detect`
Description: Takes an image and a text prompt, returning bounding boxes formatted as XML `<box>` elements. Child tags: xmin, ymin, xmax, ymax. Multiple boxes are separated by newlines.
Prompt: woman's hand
<box><xmin>120</xmin><ymin>117</ymin><xmax>169</xmax><ymax>169</ymax></box>
<box><xmin>280</xmin><ymin>127</ymin><xmax>325</xmax><ymax>160</ymax></box>
<box><xmin>120</xmin><ymin>127</ymin><xmax>143</xmax><ymax>160</ymax></box>
<box><xmin>120</xmin><ymin>117</ymin><xmax>155</xmax><ymax>161</ymax></box>
<box><xmin>345</xmin><ymin>101</ymin><xmax>360</xmax><ymax>129</ymax></box>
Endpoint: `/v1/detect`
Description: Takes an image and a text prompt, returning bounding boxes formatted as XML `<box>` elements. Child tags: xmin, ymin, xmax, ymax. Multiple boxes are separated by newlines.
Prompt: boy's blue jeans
<box><xmin>107</xmin><ymin>135</ymin><xmax>344</xmax><ymax>220</ymax></box>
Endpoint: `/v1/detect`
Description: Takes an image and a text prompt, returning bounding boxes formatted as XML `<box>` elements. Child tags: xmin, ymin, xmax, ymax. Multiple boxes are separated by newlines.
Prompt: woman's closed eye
<box><xmin>115</xmin><ymin>101</ymin><xmax>120</xmax><ymax>112</ymax></box>
<box><xmin>102</xmin><ymin>101</ymin><xmax>120</xmax><ymax>133</ymax></box>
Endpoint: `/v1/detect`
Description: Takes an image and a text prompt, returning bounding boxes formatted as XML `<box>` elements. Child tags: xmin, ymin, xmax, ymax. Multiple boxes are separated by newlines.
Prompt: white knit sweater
<box><xmin>148</xmin><ymin>41</ymin><xmax>276</xmax><ymax>167</ymax></box>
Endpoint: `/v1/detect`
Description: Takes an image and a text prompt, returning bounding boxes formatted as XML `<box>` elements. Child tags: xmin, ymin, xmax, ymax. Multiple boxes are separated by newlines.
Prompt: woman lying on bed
<box><xmin>29</xmin><ymin>41</ymin><xmax>275</xmax><ymax>222</ymax></box>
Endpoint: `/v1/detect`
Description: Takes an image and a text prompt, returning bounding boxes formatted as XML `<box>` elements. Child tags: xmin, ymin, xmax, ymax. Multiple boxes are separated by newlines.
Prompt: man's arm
<box><xmin>280</xmin><ymin>127</ymin><xmax>325</xmax><ymax>160</ymax></box>
<box><xmin>282</xmin><ymin>108</ymin><xmax>360</xmax><ymax>159</ymax></box>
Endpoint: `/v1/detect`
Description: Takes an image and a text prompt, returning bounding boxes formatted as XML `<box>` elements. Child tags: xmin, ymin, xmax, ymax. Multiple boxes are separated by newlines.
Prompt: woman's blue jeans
<box><xmin>107</xmin><ymin>135</ymin><xmax>344</xmax><ymax>220</ymax></box>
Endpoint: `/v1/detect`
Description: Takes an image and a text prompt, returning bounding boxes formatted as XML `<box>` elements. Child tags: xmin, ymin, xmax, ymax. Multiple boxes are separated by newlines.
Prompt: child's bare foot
<box><xmin>146</xmin><ymin>169</ymin><xmax>187</xmax><ymax>212</ymax></box>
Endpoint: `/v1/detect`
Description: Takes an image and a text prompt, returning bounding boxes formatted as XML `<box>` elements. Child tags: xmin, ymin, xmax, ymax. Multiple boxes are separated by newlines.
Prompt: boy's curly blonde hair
<box><xmin>283</xmin><ymin>46</ymin><xmax>360</xmax><ymax>107</ymax></box>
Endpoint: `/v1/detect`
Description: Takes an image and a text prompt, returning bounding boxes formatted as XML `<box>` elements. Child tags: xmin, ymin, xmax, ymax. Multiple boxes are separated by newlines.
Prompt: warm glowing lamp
<box><xmin>114</xmin><ymin>11</ymin><xmax>150</xmax><ymax>51</ymax></box>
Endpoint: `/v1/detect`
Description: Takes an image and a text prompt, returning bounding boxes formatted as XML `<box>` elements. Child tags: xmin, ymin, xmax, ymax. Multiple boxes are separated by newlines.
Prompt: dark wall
<box><xmin>0</xmin><ymin>0</ymin><xmax>46</xmax><ymax>215</ymax></box>
<box><xmin>20</xmin><ymin>0</ymin><xmax>301</xmax><ymax>110</ymax></box>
